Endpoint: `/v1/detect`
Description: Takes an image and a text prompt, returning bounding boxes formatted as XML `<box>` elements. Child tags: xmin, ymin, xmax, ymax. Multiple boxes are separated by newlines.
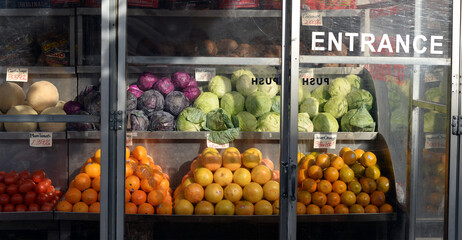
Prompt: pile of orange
<box><xmin>422</xmin><ymin>148</ymin><xmax>445</xmax><ymax>215</ymax></box>
<box><xmin>173</xmin><ymin>147</ymin><xmax>280</xmax><ymax>215</ymax></box>
<box><xmin>296</xmin><ymin>148</ymin><xmax>393</xmax><ymax>214</ymax></box>
<box><xmin>56</xmin><ymin>146</ymin><xmax>173</xmax><ymax>215</ymax></box>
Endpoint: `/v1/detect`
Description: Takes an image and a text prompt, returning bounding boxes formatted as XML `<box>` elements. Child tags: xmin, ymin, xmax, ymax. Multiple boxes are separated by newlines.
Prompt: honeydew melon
<box><xmin>0</xmin><ymin>82</ymin><xmax>25</xmax><ymax>113</ymax></box>
<box><xmin>4</xmin><ymin>105</ymin><xmax>38</xmax><ymax>132</ymax></box>
<box><xmin>39</xmin><ymin>107</ymin><xmax>67</xmax><ymax>132</ymax></box>
<box><xmin>26</xmin><ymin>81</ymin><xmax>59</xmax><ymax>113</ymax></box>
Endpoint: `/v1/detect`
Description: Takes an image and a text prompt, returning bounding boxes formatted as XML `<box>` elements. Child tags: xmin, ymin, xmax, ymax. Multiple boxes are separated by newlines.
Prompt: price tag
<box><xmin>195</xmin><ymin>68</ymin><xmax>216</xmax><ymax>82</ymax></box>
<box><xmin>206</xmin><ymin>134</ymin><xmax>229</xmax><ymax>149</ymax></box>
<box><xmin>424</xmin><ymin>73</ymin><xmax>438</xmax><ymax>83</ymax></box>
<box><xmin>300</xmin><ymin>69</ymin><xmax>315</xmax><ymax>82</ymax></box>
<box><xmin>6</xmin><ymin>68</ymin><xmax>28</xmax><ymax>82</ymax></box>
<box><xmin>313</xmin><ymin>133</ymin><xmax>337</xmax><ymax>149</ymax></box>
<box><xmin>302</xmin><ymin>12</ymin><xmax>323</xmax><ymax>26</ymax></box>
<box><xmin>425</xmin><ymin>134</ymin><xmax>446</xmax><ymax>149</ymax></box>
<box><xmin>30</xmin><ymin>132</ymin><xmax>52</xmax><ymax>148</ymax></box>
<box><xmin>126</xmin><ymin>132</ymin><xmax>137</xmax><ymax>147</ymax></box>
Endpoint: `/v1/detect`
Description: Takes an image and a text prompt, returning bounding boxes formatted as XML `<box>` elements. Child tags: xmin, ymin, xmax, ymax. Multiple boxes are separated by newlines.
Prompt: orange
<box><xmin>356</xmin><ymin>192</ymin><xmax>371</xmax><ymax>207</ymax></box>
<box><xmin>139</xmin><ymin>156</ymin><xmax>155</xmax><ymax>170</ymax></box>
<box><xmin>312</xmin><ymin>192</ymin><xmax>327</xmax><ymax>207</ymax></box>
<box><xmin>125</xmin><ymin>175</ymin><xmax>141</xmax><ymax>192</ymax></box>
<box><xmin>323</xmin><ymin>167</ymin><xmax>339</xmax><ymax>183</ymax></box>
<box><xmin>74</xmin><ymin>173</ymin><xmax>92</xmax><ymax>191</ymax></box>
<box><xmin>235</xmin><ymin>201</ymin><xmax>254</xmax><ymax>215</ymax></box>
<box><xmin>376</xmin><ymin>177</ymin><xmax>390</xmax><ymax>193</ymax></box>
<box><xmin>342</xmin><ymin>151</ymin><xmax>357</xmax><ymax>165</ymax></box>
<box><xmin>370</xmin><ymin>191</ymin><xmax>386</xmax><ymax>207</ymax></box>
<box><xmin>204</xmin><ymin>183</ymin><xmax>224</xmax><ymax>204</ymax></box>
<box><xmin>262</xmin><ymin>180</ymin><xmax>279</xmax><ymax>202</ymax></box>
<box><xmin>339</xmin><ymin>147</ymin><xmax>352</xmax><ymax>157</ymax></box>
<box><xmin>302</xmin><ymin>178</ymin><xmax>317</xmax><ymax>193</ymax></box>
<box><xmin>306</xmin><ymin>204</ymin><xmax>321</xmax><ymax>214</ymax></box>
<box><xmin>330</xmin><ymin>156</ymin><xmax>344</xmax><ymax>170</ymax></box>
<box><xmin>158</xmin><ymin>179</ymin><xmax>170</xmax><ymax>193</ymax></box>
<box><xmin>213</xmin><ymin>168</ymin><xmax>233</xmax><ymax>186</ymax></box>
<box><xmin>140</xmin><ymin>177</ymin><xmax>157</xmax><ymax>192</ymax></box>
<box><xmin>201</xmin><ymin>151</ymin><xmax>222</xmax><ymax>172</ymax></box>
<box><xmin>224</xmin><ymin>183</ymin><xmax>243</xmax><ymax>203</ymax></box>
<box><xmin>73</xmin><ymin>202</ymin><xmax>89</xmax><ymax>212</ymax></box>
<box><xmin>332</xmin><ymin>180</ymin><xmax>347</xmax><ymax>194</ymax></box>
<box><xmin>127</xmin><ymin>158</ymin><xmax>138</xmax><ymax>170</ymax></box>
<box><xmin>299</xmin><ymin>156</ymin><xmax>315</xmax><ymax>169</ymax></box>
<box><xmin>184</xmin><ymin>183</ymin><xmax>204</xmax><ymax>204</ymax></box>
<box><xmin>243</xmin><ymin>182</ymin><xmax>263</xmax><ymax>203</ymax></box>
<box><xmin>349</xmin><ymin>204</ymin><xmax>365</xmax><ymax>213</ymax></box>
<box><xmin>84</xmin><ymin>163</ymin><xmax>101</xmax><ymax>178</ymax></box>
<box><xmin>339</xmin><ymin>167</ymin><xmax>355</xmax><ymax>183</ymax></box>
<box><xmin>251</xmin><ymin>165</ymin><xmax>273</xmax><ymax>185</ymax></box>
<box><xmin>56</xmin><ymin>200</ymin><xmax>73</xmax><ymax>212</ymax></box>
<box><xmin>215</xmin><ymin>200</ymin><xmax>235</xmax><ymax>215</ymax></box>
<box><xmin>297</xmin><ymin>168</ymin><xmax>307</xmax><ymax>184</ymax></box>
<box><xmin>365</xmin><ymin>166</ymin><xmax>381</xmax><ymax>180</ymax></box>
<box><xmin>341</xmin><ymin>191</ymin><xmax>356</xmax><ymax>206</ymax></box>
<box><xmin>65</xmin><ymin>188</ymin><xmax>82</xmax><ymax>204</ymax></box>
<box><xmin>156</xmin><ymin>202</ymin><xmax>173</xmax><ymax>215</ymax></box>
<box><xmin>254</xmin><ymin>200</ymin><xmax>273</xmax><ymax>215</ymax></box>
<box><xmin>82</xmin><ymin>188</ymin><xmax>98</xmax><ymax>205</ymax></box>
<box><xmin>194</xmin><ymin>201</ymin><xmax>214</xmax><ymax>215</ymax></box>
<box><xmin>92</xmin><ymin>176</ymin><xmax>101</xmax><ymax>192</ymax></box>
<box><xmin>334</xmin><ymin>204</ymin><xmax>349</xmax><ymax>214</ymax></box>
<box><xmin>194</xmin><ymin>167</ymin><xmax>214</xmax><ymax>187</ymax></box>
<box><xmin>315</xmin><ymin>154</ymin><xmax>331</xmax><ymax>169</ymax></box>
<box><xmin>307</xmin><ymin>165</ymin><xmax>323</xmax><ymax>180</ymax></box>
<box><xmin>360</xmin><ymin>152</ymin><xmax>377</xmax><ymax>167</ymax></box>
<box><xmin>365</xmin><ymin>204</ymin><xmax>379</xmax><ymax>213</ymax></box>
<box><xmin>222</xmin><ymin>147</ymin><xmax>242</xmax><ymax>171</ymax></box>
<box><xmin>94</xmin><ymin>149</ymin><xmax>101</xmax><ymax>164</ymax></box>
<box><xmin>89</xmin><ymin>202</ymin><xmax>100</xmax><ymax>213</ymax></box>
<box><xmin>298</xmin><ymin>191</ymin><xmax>312</xmax><ymax>205</ymax></box>
<box><xmin>354</xmin><ymin>149</ymin><xmax>365</xmax><ymax>160</ymax></box>
<box><xmin>379</xmin><ymin>203</ymin><xmax>393</xmax><ymax>213</ymax></box>
<box><xmin>125</xmin><ymin>189</ymin><xmax>131</xmax><ymax>203</ymax></box>
<box><xmin>125</xmin><ymin>202</ymin><xmax>138</xmax><ymax>214</ymax></box>
<box><xmin>135</xmin><ymin>164</ymin><xmax>153</xmax><ymax>180</ymax></box>
<box><xmin>360</xmin><ymin>177</ymin><xmax>377</xmax><ymax>194</ymax></box>
<box><xmin>138</xmin><ymin>203</ymin><xmax>154</xmax><ymax>214</ymax></box>
<box><xmin>348</xmin><ymin>181</ymin><xmax>362</xmax><ymax>195</ymax></box>
<box><xmin>351</xmin><ymin>162</ymin><xmax>366</xmax><ymax>178</ymax></box>
<box><xmin>296</xmin><ymin>202</ymin><xmax>306</xmax><ymax>214</ymax></box>
<box><xmin>132</xmin><ymin>146</ymin><xmax>147</xmax><ymax>160</ymax></box>
<box><xmin>125</xmin><ymin>147</ymin><xmax>130</xmax><ymax>160</ymax></box>
<box><xmin>317</xmin><ymin>180</ymin><xmax>332</xmax><ymax>194</ymax></box>
<box><xmin>182</xmin><ymin>177</ymin><xmax>195</xmax><ymax>190</ymax></box>
<box><xmin>242</xmin><ymin>148</ymin><xmax>262</xmax><ymax>169</ymax></box>
<box><xmin>321</xmin><ymin>205</ymin><xmax>334</xmax><ymax>214</ymax></box>
<box><xmin>131</xmin><ymin>190</ymin><xmax>147</xmax><ymax>205</ymax></box>
<box><xmin>326</xmin><ymin>192</ymin><xmax>341</xmax><ymax>207</ymax></box>
<box><xmin>273</xmin><ymin>199</ymin><xmax>280</xmax><ymax>214</ymax></box>
<box><xmin>174</xmin><ymin>199</ymin><xmax>194</xmax><ymax>215</ymax></box>
<box><xmin>233</xmin><ymin>168</ymin><xmax>252</xmax><ymax>187</ymax></box>
<box><xmin>148</xmin><ymin>190</ymin><xmax>165</xmax><ymax>206</ymax></box>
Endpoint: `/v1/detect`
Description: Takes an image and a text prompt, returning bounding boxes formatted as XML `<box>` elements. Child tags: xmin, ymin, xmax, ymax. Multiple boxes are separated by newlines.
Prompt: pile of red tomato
<box><xmin>0</xmin><ymin>170</ymin><xmax>61</xmax><ymax>212</ymax></box>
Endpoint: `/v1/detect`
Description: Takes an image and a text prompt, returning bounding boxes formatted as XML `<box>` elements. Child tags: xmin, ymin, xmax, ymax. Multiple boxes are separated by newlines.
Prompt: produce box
<box><xmin>301</xmin><ymin>0</ymin><xmax>356</xmax><ymax>10</ymax></box>
<box><xmin>83</xmin><ymin>0</ymin><xmax>159</xmax><ymax>8</ymax></box>
<box><xmin>219</xmin><ymin>0</ymin><xmax>260</xmax><ymax>9</ymax></box>
<box><xmin>51</xmin><ymin>0</ymin><xmax>81</xmax><ymax>7</ymax></box>
<box><xmin>6</xmin><ymin>0</ymin><xmax>51</xmax><ymax>8</ymax></box>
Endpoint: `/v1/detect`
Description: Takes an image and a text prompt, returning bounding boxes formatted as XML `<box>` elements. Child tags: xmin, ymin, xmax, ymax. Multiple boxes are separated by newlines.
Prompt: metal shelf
<box><xmin>412</xmin><ymin>100</ymin><xmax>447</xmax><ymax>114</ymax></box>
<box><xmin>297</xmin><ymin>212</ymin><xmax>396</xmax><ymax>222</ymax></box>
<box><xmin>0</xmin><ymin>115</ymin><xmax>100</xmax><ymax>123</ymax></box>
<box><xmin>301</xmin><ymin>9</ymin><xmax>363</xmax><ymax>17</ymax></box>
<box><xmin>300</xmin><ymin>56</ymin><xmax>452</xmax><ymax>66</ymax></box>
<box><xmin>67</xmin><ymin>131</ymin><xmax>101</xmax><ymax>139</ymax></box>
<box><xmin>0</xmin><ymin>66</ymin><xmax>76</xmax><ymax>75</ymax></box>
<box><xmin>0</xmin><ymin>132</ymin><xmax>66</xmax><ymax>140</ymax></box>
<box><xmin>54</xmin><ymin>212</ymin><xmax>99</xmax><ymax>221</ymax></box>
<box><xmin>127</xmin><ymin>56</ymin><xmax>281</xmax><ymax>66</ymax></box>
<box><xmin>0</xmin><ymin>8</ymin><xmax>74</xmax><ymax>17</ymax></box>
<box><xmin>0</xmin><ymin>211</ymin><xmax>54</xmax><ymax>221</ymax></box>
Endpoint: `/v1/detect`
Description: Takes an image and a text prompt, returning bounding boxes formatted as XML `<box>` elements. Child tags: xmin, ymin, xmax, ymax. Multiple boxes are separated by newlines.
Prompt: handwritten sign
<box><xmin>300</xmin><ymin>69</ymin><xmax>314</xmax><ymax>80</ymax></box>
<box><xmin>206</xmin><ymin>134</ymin><xmax>229</xmax><ymax>149</ymax></box>
<box><xmin>424</xmin><ymin>73</ymin><xmax>438</xmax><ymax>83</ymax></box>
<box><xmin>302</xmin><ymin>12</ymin><xmax>323</xmax><ymax>26</ymax></box>
<box><xmin>126</xmin><ymin>132</ymin><xmax>137</xmax><ymax>147</ymax></box>
<box><xmin>6</xmin><ymin>68</ymin><xmax>28</xmax><ymax>82</ymax></box>
<box><xmin>195</xmin><ymin>68</ymin><xmax>216</xmax><ymax>82</ymax></box>
<box><xmin>313</xmin><ymin>133</ymin><xmax>337</xmax><ymax>149</ymax></box>
<box><xmin>425</xmin><ymin>134</ymin><xmax>445</xmax><ymax>149</ymax></box>
<box><xmin>30</xmin><ymin>132</ymin><xmax>52</xmax><ymax>147</ymax></box>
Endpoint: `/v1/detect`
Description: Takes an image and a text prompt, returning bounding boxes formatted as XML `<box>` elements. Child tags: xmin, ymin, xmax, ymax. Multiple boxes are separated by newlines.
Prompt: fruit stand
<box><xmin>0</xmin><ymin>0</ymin><xmax>460</xmax><ymax>240</ymax></box>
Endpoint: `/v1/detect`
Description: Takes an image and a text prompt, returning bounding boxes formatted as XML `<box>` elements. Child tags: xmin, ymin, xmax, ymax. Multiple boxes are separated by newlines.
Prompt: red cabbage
<box><xmin>84</xmin><ymin>91</ymin><xmax>101</xmax><ymax>116</ymax></box>
<box><xmin>184</xmin><ymin>78</ymin><xmax>198</xmax><ymax>88</ymax></box>
<box><xmin>148</xmin><ymin>111</ymin><xmax>176</xmax><ymax>131</ymax></box>
<box><xmin>126</xmin><ymin>92</ymin><xmax>137</xmax><ymax>112</ymax></box>
<box><xmin>153</xmin><ymin>77</ymin><xmax>175</xmax><ymax>96</ymax></box>
<box><xmin>165</xmin><ymin>91</ymin><xmax>189</xmax><ymax>116</ymax></box>
<box><xmin>182</xmin><ymin>87</ymin><xmax>201</xmax><ymax>103</ymax></box>
<box><xmin>67</xmin><ymin>110</ymin><xmax>96</xmax><ymax>131</ymax></box>
<box><xmin>172</xmin><ymin>71</ymin><xmax>191</xmax><ymax>90</ymax></box>
<box><xmin>128</xmin><ymin>85</ymin><xmax>144</xmax><ymax>98</ymax></box>
<box><xmin>129</xmin><ymin>110</ymin><xmax>149</xmax><ymax>131</ymax></box>
<box><xmin>63</xmin><ymin>101</ymin><xmax>82</xmax><ymax>115</ymax></box>
<box><xmin>137</xmin><ymin>72</ymin><xmax>159</xmax><ymax>91</ymax></box>
<box><xmin>137</xmin><ymin>90</ymin><xmax>165</xmax><ymax>111</ymax></box>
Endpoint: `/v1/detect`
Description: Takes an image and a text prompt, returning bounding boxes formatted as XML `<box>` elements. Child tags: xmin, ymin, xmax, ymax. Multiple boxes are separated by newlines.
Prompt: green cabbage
<box><xmin>311</xmin><ymin>85</ymin><xmax>331</xmax><ymax>111</ymax></box>
<box><xmin>203</xmin><ymin>108</ymin><xmax>240</xmax><ymax>144</ymax></box>
<box><xmin>313</xmin><ymin>113</ymin><xmax>339</xmax><ymax>132</ymax></box>
<box><xmin>271</xmin><ymin>95</ymin><xmax>281</xmax><ymax>114</ymax></box>
<box><xmin>208</xmin><ymin>75</ymin><xmax>232</xmax><ymax>98</ymax></box>
<box><xmin>193</xmin><ymin>92</ymin><xmax>219</xmax><ymax>113</ymax></box>
<box><xmin>298</xmin><ymin>113</ymin><xmax>314</xmax><ymax>132</ymax></box>
<box><xmin>345</xmin><ymin>74</ymin><xmax>362</xmax><ymax>89</ymax></box>
<box><xmin>231</xmin><ymin>69</ymin><xmax>255</xmax><ymax>88</ymax></box>
<box><xmin>328</xmin><ymin>77</ymin><xmax>351</xmax><ymax>97</ymax></box>
<box><xmin>257</xmin><ymin>112</ymin><xmax>280</xmax><ymax>132</ymax></box>
<box><xmin>236</xmin><ymin>111</ymin><xmax>257</xmax><ymax>131</ymax></box>
<box><xmin>220</xmin><ymin>91</ymin><xmax>245</xmax><ymax>116</ymax></box>
<box><xmin>258</xmin><ymin>80</ymin><xmax>280</xmax><ymax>98</ymax></box>
<box><xmin>340</xmin><ymin>104</ymin><xmax>376</xmax><ymax>132</ymax></box>
<box><xmin>176</xmin><ymin>107</ymin><xmax>206</xmax><ymax>131</ymax></box>
<box><xmin>245</xmin><ymin>92</ymin><xmax>272</xmax><ymax>118</ymax></box>
<box><xmin>324</xmin><ymin>96</ymin><xmax>348</xmax><ymax>119</ymax></box>
<box><xmin>299</xmin><ymin>97</ymin><xmax>319</xmax><ymax>118</ymax></box>
<box><xmin>298</xmin><ymin>78</ymin><xmax>312</xmax><ymax>104</ymax></box>
<box><xmin>424</xmin><ymin>111</ymin><xmax>446</xmax><ymax>133</ymax></box>
<box><xmin>236</xmin><ymin>72</ymin><xmax>258</xmax><ymax>96</ymax></box>
<box><xmin>424</xmin><ymin>87</ymin><xmax>445</xmax><ymax>103</ymax></box>
<box><xmin>346</xmin><ymin>89</ymin><xmax>373</xmax><ymax>110</ymax></box>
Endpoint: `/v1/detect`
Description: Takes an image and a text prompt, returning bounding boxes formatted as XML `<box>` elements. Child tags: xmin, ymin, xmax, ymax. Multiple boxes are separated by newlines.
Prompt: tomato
<box><xmin>6</xmin><ymin>184</ymin><xmax>18</xmax><ymax>195</ymax></box>
<box><xmin>4</xmin><ymin>174</ymin><xmax>19</xmax><ymax>185</ymax></box>
<box><xmin>0</xmin><ymin>183</ymin><xmax>6</xmax><ymax>194</ymax></box>
<box><xmin>41</xmin><ymin>202</ymin><xmax>54</xmax><ymax>211</ymax></box>
<box><xmin>3</xmin><ymin>203</ymin><xmax>14</xmax><ymax>212</ymax></box>
<box><xmin>32</xmin><ymin>170</ymin><xmax>46</xmax><ymax>184</ymax></box>
<box><xmin>19</xmin><ymin>179</ymin><xmax>35</xmax><ymax>194</ymax></box>
<box><xmin>0</xmin><ymin>172</ymin><xmax>6</xmax><ymax>183</ymax></box>
<box><xmin>42</xmin><ymin>178</ymin><xmax>52</xmax><ymax>187</ymax></box>
<box><xmin>10</xmin><ymin>193</ymin><xmax>23</xmax><ymax>205</ymax></box>
<box><xmin>54</xmin><ymin>195</ymin><xmax>60</xmax><ymax>201</ymax></box>
<box><xmin>36</xmin><ymin>193</ymin><xmax>48</xmax><ymax>205</ymax></box>
<box><xmin>46</xmin><ymin>185</ymin><xmax>55</xmax><ymax>194</ymax></box>
<box><xmin>46</xmin><ymin>192</ymin><xmax>55</xmax><ymax>202</ymax></box>
<box><xmin>51</xmin><ymin>199</ymin><xmax>57</xmax><ymax>206</ymax></box>
<box><xmin>28</xmin><ymin>203</ymin><xmax>40</xmax><ymax>211</ymax></box>
<box><xmin>0</xmin><ymin>194</ymin><xmax>9</xmax><ymax>205</ymax></box>
<box><xmin>15</xmin><ymin>204</ymin><xmax>27</xmax><ymax>212</ymax></box>
<box><xmin>55</xmin><ymin>190</ymin><xmax>63</xmax><ymax>198</ymax></box>
<box><xmin>19</xmin><ymin>170</ymin><xmax>31</xmax><ymax>180</ymax></box>
<box><xmin>0</xmin><ymin>204</ymin><xmax>2</xmax><ymax>212</ymax></box>
<box><xmin>24</xmin><ymin>191</ymin><xmax>36</xmax><ymax>205</ymax></box>
<box><xmin>34</xmin><ymin>182</ymin><xmax>48</xmax><ymax>194</ymax></box>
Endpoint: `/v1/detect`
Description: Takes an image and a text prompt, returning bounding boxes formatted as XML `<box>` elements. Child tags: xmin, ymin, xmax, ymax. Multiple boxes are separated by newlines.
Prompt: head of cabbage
<box><xmin>299</xmin><ymin>97</ymin><xmax>319</xmax><ymax>118</ymax></box>
<box><xmin>346</xmin><ymin>89</ymin><xmax>373</xmax><ymax>110</ymax></box>
<box><xmin>220</xmin><ymin>91</ymin><xmax>245</xmax><ymax>116</ymax></box>
<box><xmin>340</xmin><ymin>104</ymin><xmax>375</xmax><ymax>132</ymax></box>
<box><xmin>193</xmin><ymin>92</ymin><xmax>219</xmax><ymax>114</ymax></box>
<box><xmin>176</xmin><ymin>107</ymin><xmax>206</xmax><ymax>131</ymax></box>
<box><xmin>298</xmin><ymin>78</ymin><xmax>312</xmax><ymax>104</ymax></box>
<box><xmin>258</xmin><ymin>78</ymin><xmax>280</xmax><ymax>98</ymax></box>
<box><xmin>257</xmin><ymin>112</ymin><xmax>280</xmax><ymax>132</ymax></box>
<box><xmin>236</xmin><ymin>111</ymin><xmax>257</xmax><ymax>131</ymax></box>
<box><xmin>245</xmin><ymin>92</ymin><xmax>272</xmax><ymax>118</ymax></box>
<box><xmin>298</xmin><ymin>113</ymin><xmax>314</xmax><ymax>132</ymax></box>
<box><xmin>328</xmin><ymin>77</ymin><xmax>351</xmax><ymax>97</ymax></box>
<box><xmin>345</xmin><ymin>74</ymin><xmax>362</xmax><ymax>89</ymax></box>
<box><xmin>208</xmin><ymin>75</ymin><xmax>232</xmax><ymax>98</ymax></box>
<box><xmin>236</xmin><ymin>74</ymin><xmax>258</xmax><ymax>96</ymax></box>
<box><xmin>231</xmin><ymin>69</ymin><xmax>255</xmax><ymax>89</ymax></box>
<box><xmin>313</xmin><ymin>113</ymin><xmax>339</xmax><ymax>132</ymax></box>
<box><xmin>324</xmin><ymin>96</ymin><xmax>348</xmax><ymax>119</ymax></box>
<box><xmin>203</xmin><ymin>108</ymin><xmax>240</xmax><ymax>144</ymax></box>
<box><xmin>311</xmin><ymin>85</ymin><xmax>331</xmax><ymax>111</ymax></box>
<box><xmin>271</xmin><ymin>95</ymin><xmax>281</xmax><ymax>114</ymax></box>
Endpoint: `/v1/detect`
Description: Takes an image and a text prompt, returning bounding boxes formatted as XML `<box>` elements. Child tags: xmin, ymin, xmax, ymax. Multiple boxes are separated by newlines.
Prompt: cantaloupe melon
<box><xmin>4</xmin><ymin>105</ymin><xmax>38</xmax><ymax>132</ymax></box>
<box><xmin>0</xmin><ymin>82</ymin><xmax>25</xmax><ymax>113</ymax></box>
<box><xmin>39</xmin><ymin>107</ymin><xmax>67</xmax><ymax>132</ymax></box>
<box><xmin>26</xmin><ymin>81</ymin><xmax>59</xmax><ymax>113</ymax></box>
<box><xmin>55</xmin><ymin>100</ymin><xmax>66</xmax><ymax>109</ymax></box>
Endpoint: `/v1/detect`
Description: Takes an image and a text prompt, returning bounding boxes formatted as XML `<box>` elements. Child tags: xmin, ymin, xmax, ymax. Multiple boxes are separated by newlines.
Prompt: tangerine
<box><xmin>306</xmin><ymin>204</ymin><xmax>321</xmax><ymax>214</ymax></box>
<box><xmin>235</xmin><ymin>200</ymin><xmax>254</xmax><ymax>215</ymax></box>
<box><xmin>224</xmin><ymin>183</ymin><xmax>243</xmax><ymax>203</ymax></box>
<box><xmin>339</xmin><ymin>147</ymin><xmax>352</xmax><ymax>157</ymax></box>
<box><xmin>138</xmin><ymin>203</ymin><xmax>154</xmax><ymax>214</ymax></box>
<box><xmin>125</xmin><ymin>202</ymin><xmax>137</xmax><ymax>214</ymax></box>
<box><xmin>298</xmin><ymin>191</ymin><xmax>312</xmax><ymax>205</ymax></box>
<box><xmin>65</xmin><ymin>188</ymin><xmax>82</xmax><ymax>204</ymax></box>
<box><xmin>376</xmin><ymin>176</ymin><xmax>390</xmax><ymax>193</ymax></box>
<box><xmin>73</xmin><ymin>202</ymin><xmax>89</xmax><ymax>213</ymax></box>
<box><xmin>84</xmin><ymin>163</ymin><xmax>101</xmax><ymax>178</ymax></box>
<box><xmin>156</xmin><ymin>202</ymin><xmax>173</xmax><ymax>215</ymax></box>
<box><xmin>302</xmin><ymin>178</ymin><xmax>317</xmax><ymax>193</ymax></box>
<box><xmin>251</xmin><ymin>165</ymin><xmax>273</xmax><ymax>185</ymax></box>
<box><xmin>174</xmin><ymin>199</ymin><xmax>194</xmax><ymax>215</ymax></box>
<box><xmin>94</xmin><ymin>149</ymin><xmax>101</xmax><ymax>164</ymax></box>
<box><xmin>56</xmin><ymin>200</ymin><xmax>73</xmax><ymax>212</ymax></box>
<box><xmin>349</xmin><ymin>204</ymin><xmax>365</xmax><ymax>213</ymax></box>
<box><xmin>317</xmin><ymin>180</ymin><xmax>332</xmax><ymax>194</ymax></box>
<box><xmin>126</xmin><ymin>163</ymin><xmax>134</xmax><ymax>178</ymax></box>
<box><xmin>89</xmin><ymin>202</ymin><xmax>100</xmax><ymax>213</ymax></box>
<box><xmin>132</xmin><ymin>146</ymin><xmax>147</xmax><ymax>160</ymax></box>
<box><xmin>323</xmin><ymin>167</ymin><xmax>339</xmax><ymax>183</ymax></box>
<box><xmin>354</xmin><ymin>149</ymin><xmax>365</xmax><ymax>160</ymax></box>
<box><xmin>215</xmin><ymin>199</ymin><xmax>235</xmax><ymax>215</ymax></box>
<box><xmin>365</xmin><ymin>204</ymin><xmax>379</xmax><ymax>213</ymax></box>
<box><xmin>315</xmin><ymin>154</ymin><xmax>330</xmax><ymax>169</ymax></box>
<box><xmin>360</xmin><ymin>152</ymin><xmax>377</xmax><ymax>167</ymax></box>
<box><xmin>82</xmin><ymin>188</ymin><xmax>98</xmax><ymax>205</ymax></box>
<box><xmin>330</xmin><ymin>156</ymin><xmax>344</xmax><ymax>170</ymax></box>
<box><xmin>296</xmin><ymin>202</ymin><xmax>306</xmax><ymax>214</ymax></box>
<box><xmin>360</xmin><ymin>177</ymin><xmax>377</xmax><ymax>194</ymax></box>
<box><xmin>131</xmin><ymin>190</ymin><xmax>147</xmax><ymax>205</ymax></box>
<box><xmin>370</xmin><ymin>191</ymin><xmax>386</xmax><ymax>207</ymax></box>
<box><xmin>356</xmin><ymin>192</ymin><xmax>371</xmax><ymax>207</ymax></box>
<box><xmin>341</xmin><ymin>191</ymin><xmax>356</xmax><ymax>206</ymax></box>
<box><xmin>125</xmin><ymin>175</ymin><xmax>141</xmax><ymax>192</ymax></box>
<box><xmin>184</xmin><ymin>183</ymin><xmax>204</xmax><ymax>204</ymax></box>
<box><xmin>125</xmin><ymin>189</ymin><xmax>131</xmax><ymax>203</ymax></box>
<box><xmin>222</xmin><ymin>147</ymin><xmax>242</xmax><ymax>171</ymax></box>
<box><xmin>242</xmin><ymin>148</ymin><xmax>262</xmax><ymax>169</ymax></box>
<box><xmin>312</xmin><ymin>192</ymin><xmax>327</xmax><ymax>207</ymax></box>
<box><xmin>74</xmin><ymin>173</ymin><xmax>92</xmax><ymax>191</ymax></box>
<box><xmin>140</xmin><ymin>177</ymin><xmax>157</xmax><ymax>192</ymax></box>
<box><xmin>326</xmin><ymin>192</ymin><xmax>341</xmax><ymax>207</ymax></box>
<box><xmin>195</xmin><ymin>201</ymin><xmax>214</xmax><ymax>215</ymax></box>
<box><xmin>321</xmin><ymin>205</ymin><xmax>334</xmax><ymax>214</ymax></box>
<box><xmin>332</xmin><ymin>180</ymin><xmax>347</xmax><ymax>194</ymax></box>
<box><xmin>342</xmin><ymin>151</ymin><xmax>357</xmax><ymax>165</ymax></box>
<box><xmin>334</xmin><ymin>204</ymin><xmax>349</xmax><ymax>214</ymax></box>
<box><xmin>379</xmin><ymin>203</ymin><xmax>393</xmax><ymax>213</ymax></box>
<box><xmin>348</xmin><ymin>181</ymin><xmax>362</xmax><ymax>195</ymax></box>
<box><xmin>213</xmin><ymin>168</ymin><xmax>233</xmax><ymax>186</ymax></box>
<box><xmin>307</xmin><ymin>165</ymin><xmax>323</xmax><ymax>180</ymax></box>
<box><xmin>135</xmin><ymin>164</ymin><xmax>153</xmax><ymax>180</ymax></box>
<box><xmin>204</xmin><ymin>183</ymin><xmax>224</xmax><ymax>204</ymax></box>
<box><xmin>147</xmin><ymin>190</ymin><xmax>164</xmax><ymax>206</ymax></box>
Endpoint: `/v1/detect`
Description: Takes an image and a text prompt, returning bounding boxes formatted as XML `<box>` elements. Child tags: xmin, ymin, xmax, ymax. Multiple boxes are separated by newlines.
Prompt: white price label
<box><xmin>302</xmin><ymin>12</ymin><xmax>323</xmax><ymax>26</ymax></box>
<box><xmin>206</xmin><ymin>134</ymin><xmax>229</xmax><ymax>149</ymax></box>
<box><xmin>30</xmin><ymin>132</ymin><xmax>52</xmax><ymax>147</ymax></box>
<box><xmin>424</xmin><ymin>73</ymin><xmax>438</xmax><ymax>83</ymax></box>
<box><xmin>126</xmin><ymin>132</ymin><xmax>137</xmax><ymax>147</ymax></box>
<box><xmin>6</xmin><ymin>68</ymin><xmax>28</xmax><ymax>82</ymax></box>
<box><xmin>313</xmin><ymin>133</ymin><xmax>337</xmax><ymax>149</ymax></box>
<box><xmin>425</xmin><ymin>134</ymin><xmax>445</xmax><ymax>149</ymax></box>
<box><xmin>195</xmin><ymin>68</ymin><xmax>216</xmax><ymax>82</ymax></box>
<box><xmin>300</xmin><ymin>69</ymin><xmax>315</xmax><ymax>81</ymax></box>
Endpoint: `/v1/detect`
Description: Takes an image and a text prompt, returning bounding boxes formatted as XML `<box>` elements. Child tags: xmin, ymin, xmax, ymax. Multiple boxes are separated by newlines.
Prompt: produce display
<box><xmin>296</xmin><ymin>148</ymin><xmax>393</xmax><ymax>214</ymax></box>
<box><xmin>56</xmin><ymin>146</ymin><xmax>173</xmax><ymax>214</ymax></box>
<box><xmin>173</xmin><ymin>147</ymin><xmax>280</xmax><ymax>215</ymax></box>
<box><xmin>64</xmin><ymin>85</ymin><xmax>100</xmax><ymax>131</ymax></box>
<box><xmin>0</xmin><ymin>169</ymin><xmax>62</xmax><ymax>212</ymax></box>
<box><xmin>421</xmin><ymin>149</ymin><xmax>445</xmax><ymax>216</ymax></box>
